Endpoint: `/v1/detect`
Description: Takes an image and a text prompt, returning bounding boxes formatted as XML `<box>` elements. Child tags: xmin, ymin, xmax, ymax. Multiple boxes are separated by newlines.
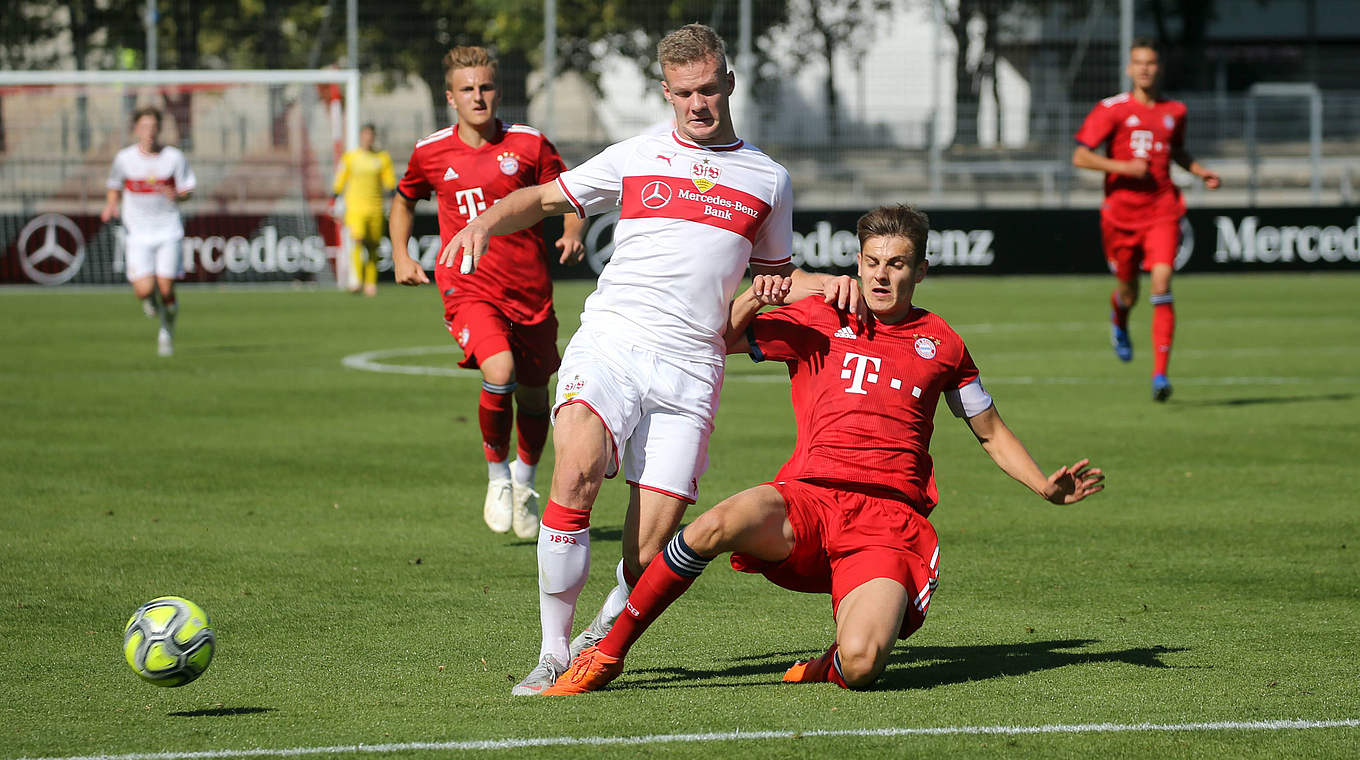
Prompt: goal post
<box><xmin>0</xmin><ymin>68</ymin><xmax>360</xmax><ymax>287</ymax></box>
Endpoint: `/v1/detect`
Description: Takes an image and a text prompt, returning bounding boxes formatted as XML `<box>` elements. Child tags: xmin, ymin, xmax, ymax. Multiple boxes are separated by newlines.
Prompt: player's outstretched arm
<box><xmin>964</xmin><ymin>405</ymin><xmax>1105</xmax><ymax>505</ymax></box>
<box><xmin>437</xmin><ymin>182</ymin><xmax>575</xmax><ymax>274</ymax></box>
<box><xmin>1171</xmin><ymin>146</ymin><xmax>1220</xmax><ymax>189</ymax></box>
<box><xmin>389</xmin><ymin>194</ymin><xmax>428</xmax><ymax>286</ymax></box>
<box><xmin>1072</xmin><ymin>145</ymin><xmax>1147</xmax><ymax>179</ymax></box>
<box><xmin>751</xmin><ymin>263</ymin><xmax>863</xmax><ymax>319</ymax></box>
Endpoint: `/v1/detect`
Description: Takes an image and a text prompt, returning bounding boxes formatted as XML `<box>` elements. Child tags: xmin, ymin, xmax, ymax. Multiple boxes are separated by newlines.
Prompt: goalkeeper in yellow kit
<box><xmin>332</xmin><ymin>124</ymin><xmax>396</xmax><ymax>296</ymax></box>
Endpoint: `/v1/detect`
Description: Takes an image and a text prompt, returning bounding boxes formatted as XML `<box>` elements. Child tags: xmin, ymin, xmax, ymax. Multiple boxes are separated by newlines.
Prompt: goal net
<box><xmin>0</xmin><ymin>69</ymin><xmax>359</xmax><ymax>286</ymax></box>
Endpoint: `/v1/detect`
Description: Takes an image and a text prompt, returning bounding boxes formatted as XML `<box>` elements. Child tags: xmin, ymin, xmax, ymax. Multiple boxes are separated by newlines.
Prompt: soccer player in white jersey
<box><xmin>438</xmin><ymin>24</ymin><xmax>860</xmax><ymax>695</ymax></box>
<box><xmin>101</xmin><ymin>106</ymin><xmax>196</xmax><ymax>357</ymax></box>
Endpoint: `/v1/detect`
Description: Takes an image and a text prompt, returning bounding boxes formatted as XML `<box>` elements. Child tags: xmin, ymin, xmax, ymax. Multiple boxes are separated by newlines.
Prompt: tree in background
<box><xmin>775</xmin><ymin>0</ymin><xmax>895</xmax><ymax>144</ymax></box>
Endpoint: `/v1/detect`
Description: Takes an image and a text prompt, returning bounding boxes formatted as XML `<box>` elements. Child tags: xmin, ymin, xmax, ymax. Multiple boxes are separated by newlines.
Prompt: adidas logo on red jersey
<box><xmin>834</xmin><ymin>325</ymin><xmax>856</xmax><ymax>339</ymax></box>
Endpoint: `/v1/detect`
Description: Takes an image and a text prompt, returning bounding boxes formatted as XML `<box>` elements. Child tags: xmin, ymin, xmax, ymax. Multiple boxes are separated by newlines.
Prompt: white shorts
<box><xmin>553</xmin><ymin>327</ymin><xmax>723</xmax><ymax>503</ymax></box>
<box><xmin>125</xmin><ymin>234</ymin><xmax>184</xmax><ymax>282</ymax></box>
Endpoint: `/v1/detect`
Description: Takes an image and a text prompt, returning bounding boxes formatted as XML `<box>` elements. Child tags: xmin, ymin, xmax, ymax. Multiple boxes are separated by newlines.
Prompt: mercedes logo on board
<box><xmin>16</xmin><ymin>213</ymin><xmax>87</xmax><ymax>285</ymax></box>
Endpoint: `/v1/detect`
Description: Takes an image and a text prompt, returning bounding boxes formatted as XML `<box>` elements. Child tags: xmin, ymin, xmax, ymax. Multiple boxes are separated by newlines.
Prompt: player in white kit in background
<box><xmin>101</xmin><ymin>106</ymin><xmax>196</xmax><ymax>357</ymax></box>
<box><xmin>437</xmin><ymin>24</ymin><xmax>861</xmax><ymax>695</ymax></box>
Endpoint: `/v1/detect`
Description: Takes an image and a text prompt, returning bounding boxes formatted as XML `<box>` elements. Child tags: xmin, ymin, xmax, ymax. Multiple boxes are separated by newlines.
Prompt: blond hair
<box><xmin>657</xmin><ymin>24</ymin><xmax>727</xmax><ymax>72</ymax></box>
<box><xmin>443</xmin><ymin>46</ymin><xmax>498</xmax><ymax>88</ymax></box>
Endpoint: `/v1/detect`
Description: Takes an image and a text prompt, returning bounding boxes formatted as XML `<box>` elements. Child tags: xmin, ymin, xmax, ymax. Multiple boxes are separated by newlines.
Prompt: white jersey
<box><xmin>557</xmin><ymin>131</ymin><xmax>793</xmax><ymax>365</ymax></box>
<box><xmin>106</xmin><ymin>144</ymin><xmax>196</xmax><ymax>240</ymax></box>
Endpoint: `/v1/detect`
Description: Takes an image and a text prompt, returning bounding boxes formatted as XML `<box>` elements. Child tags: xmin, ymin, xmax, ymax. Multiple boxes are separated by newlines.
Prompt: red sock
<box><xmin>478</xmin><ymin>383</ymin><xmax>514</xmax><ymax>463</ymax></box>
<box><xmin>541</xmin><ymin>499</ymin><xmax>591</xmax><ymax>531</ymax></box>
<box><xmin>1151</xmin><ymin>294</ymin><xmax>1175</xmax><ymax>376</ymax></box>
<box><xmin>515</xmin><ymin>408</ymin><xmax>550</xmax><ymax>465</ymax></box>
<box><xmin>1110</xmin><ymin>290</ymin><xmax>1130</xmax><ymax>331</ymax></box>
<box><xmin>597</xmin><ymin>558</ymin><xmax>695</xmax><ymax>659</ymax></box>
<box><xmin>795</xmin><ymin>646</ymin><xmax>849</xmax><ymax>688</ymax></box>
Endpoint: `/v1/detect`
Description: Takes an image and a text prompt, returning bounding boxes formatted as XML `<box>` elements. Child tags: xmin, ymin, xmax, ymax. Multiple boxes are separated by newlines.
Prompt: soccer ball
<box><xmin>122</xmin><ymin>596</ymin><xmax>215</xmax><ymax>686</ymax></box>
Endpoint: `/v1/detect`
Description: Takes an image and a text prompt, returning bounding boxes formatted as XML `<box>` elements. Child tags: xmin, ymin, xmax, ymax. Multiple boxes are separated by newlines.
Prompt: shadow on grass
<box><xmin>168</xmin><ymin>707</ymin><xmax>276</xmax><ymax>717</ymax></box>
<box><xmin>623</xmin><ymin>639</ymin><xmax>1187</xmax><ymax>692</ymax></box>
<box><xmin>1179</xmin><ymin>392</ymin><xmax>1354</xmax><ymax>408</ymax></box>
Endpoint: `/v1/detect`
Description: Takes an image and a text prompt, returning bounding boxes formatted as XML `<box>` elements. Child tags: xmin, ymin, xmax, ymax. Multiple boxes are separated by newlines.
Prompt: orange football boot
<box><xmin>541</xmin><ymin>645</ymin><xmax>625</xmax><ymax>695</ymax></box>
<box><xmin>783</xmin><ymin>644</ymin><xmax>845</xmax><ymax>687</ymax></box>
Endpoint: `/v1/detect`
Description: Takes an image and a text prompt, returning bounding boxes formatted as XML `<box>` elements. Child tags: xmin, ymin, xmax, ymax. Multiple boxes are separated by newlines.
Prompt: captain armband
<box><xmin>945</xmin><ymin>378</ymin><xmax>994</xmax><ymax>418</ymax></box>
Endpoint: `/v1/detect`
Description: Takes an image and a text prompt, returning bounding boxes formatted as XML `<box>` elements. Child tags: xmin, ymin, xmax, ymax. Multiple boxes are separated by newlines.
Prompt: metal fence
<box><xmin>4</xmin><ymin>0</ymin><xmax>1360</xmax><ymax>211</ymax></box>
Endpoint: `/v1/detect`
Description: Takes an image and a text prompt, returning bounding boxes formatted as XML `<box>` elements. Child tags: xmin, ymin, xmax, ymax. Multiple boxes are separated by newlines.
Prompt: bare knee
<box><xmin>835</xmin><ymin>632</ymin><xmax>891</xmax><ymax>688</ymax></box>
<box><xmin>479</xmin><ymin>352</ymin><xmax>515</xmax><ymax>387</ymax></box>
<box><xmin>682</xmin><ymin>509</ymin><xmax>738</xmax><ymax>557</ymax></box>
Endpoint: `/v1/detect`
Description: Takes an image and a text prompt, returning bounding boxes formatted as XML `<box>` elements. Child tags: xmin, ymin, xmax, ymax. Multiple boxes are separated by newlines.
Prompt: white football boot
<box><xmin>511</xmin><ymin>654</ymin><xmax>566</xmax><ymax>696</ymax></box>
<box><xmin>510</xmin><ymin>481</ymin><xmax>540</xmax><ymax>539</ymax></box>
<box><xmin>156</xmin><ymin>327</ymin><xmax>174</xmax><ymax>357</ymax></box>
<box><xmin>483</xmin><ymin>477</ymin><xmax>513</xmax><ymax>533</ymax></box>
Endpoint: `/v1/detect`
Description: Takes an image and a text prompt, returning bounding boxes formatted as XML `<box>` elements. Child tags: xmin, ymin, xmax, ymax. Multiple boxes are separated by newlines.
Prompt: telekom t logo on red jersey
<box><xmin>841</xmin><ymin>352</ymin><xmax>882</xmax><ymax>395</ymax></box>
<box><xmin>1129</xmin><ymin>130</ymin><xmax>1154</xmax><ymax>158</ymax></box>
<box><xmin>455</xmin><ymin>187</ymin><xmax>487</xmax><ymax>220</ymax></box>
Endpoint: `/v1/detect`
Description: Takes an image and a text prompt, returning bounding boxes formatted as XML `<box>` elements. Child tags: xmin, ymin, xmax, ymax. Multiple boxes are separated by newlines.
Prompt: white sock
<box><xmin>488</xmin><ymin>459</ymin><xmax>511</xmax><ymax>481</ymax></box>
<box><xmin>598</xmin><ymin>559</ymin><xmax>634</xmax><ymax>622</ymax></box>
<box><xmin>537</xmin><ymin>524</ymin><xmax>590</xmax><ymax>664</ymax></box>
<box><xmin>510</xmin><ymin>458</ymin><xmax>536</xmax><ymax>486</ymax></box>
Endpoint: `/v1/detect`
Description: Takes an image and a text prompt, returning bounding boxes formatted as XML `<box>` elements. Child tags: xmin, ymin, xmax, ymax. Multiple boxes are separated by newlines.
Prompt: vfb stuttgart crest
<box><xmin>562</xmin><ymin>374</ymin><xmax>586</xmax><ymax>400</ymax></box>
<box><xmin>691</xmin><ymin>158</ymin><xmax>720</xmax><ymax>192</ymax></box>
<box><xmin>497</xmin><ymin>152</ymin><xmax>520</xmax><ymax>175</ymax></box>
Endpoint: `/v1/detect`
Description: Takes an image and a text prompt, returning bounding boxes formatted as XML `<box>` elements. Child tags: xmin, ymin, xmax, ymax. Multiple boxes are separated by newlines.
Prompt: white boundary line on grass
<box><xmin>342</xmin><ymin>346</ymin><xmax>1360</xmax><ymax>386</ymax></box>
<box><xmin>14</xmin><ymin>718</ymin><xmax>1359</xmax><ymax>760</ymax></box>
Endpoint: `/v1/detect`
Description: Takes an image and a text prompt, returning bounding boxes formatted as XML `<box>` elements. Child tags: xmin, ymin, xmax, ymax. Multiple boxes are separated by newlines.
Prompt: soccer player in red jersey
<box><xmin>543</xmin><ymin>204</ymin><xmax>1105</xmax><ymax>694</ymax></box>
<box><xmin>1073</xmin><ymin>38</ymin><xmax>1220</xmax><ymax>401</ymax></box>
<box><xmin>390</xmin><ymin>47</ymin><xmax>585</xmax><ymax>539</ymax></box>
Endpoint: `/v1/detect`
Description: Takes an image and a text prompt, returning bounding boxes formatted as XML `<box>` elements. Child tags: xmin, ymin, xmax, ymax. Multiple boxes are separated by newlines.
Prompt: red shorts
<box><xmin>443</xmin><ymin>300</ymin><xmax>560</xmax><ymax>388</ymax></box>
<box><xmin>1101</xmin><ymin>216</ymin><xmax>1181</xmax><ymax>282</ymax></box>
<box><xmin>730</xmin><ymin>479</ymin><xmax>940</xmax><ymax>640</ymax></box>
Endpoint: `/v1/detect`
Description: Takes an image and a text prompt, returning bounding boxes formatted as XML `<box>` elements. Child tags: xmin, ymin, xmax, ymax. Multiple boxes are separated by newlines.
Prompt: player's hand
<box><xmin>822</xmin><ymin>274</ymin><xmax>866</xmax><ymax>323</ymax></box>
<box><xmin>556</xmin><ymin>235</ymin><xmax>585</xmax><ymax>266</ymax></box>
<box><xmin>752</xmin><ymin>274</ymin><xmax>792</xmax><ymax>305</ymax></box>
<box><xmin>438</xmin><ymin>224</ymin><xmax>489</xmax><ymax>274</ymax></box>
<box><xmin>1123</xmin><ymin>159</ymin><xmax>1149</xmax><ymax>179</ymax></box>
<box><xmin>393</xmin><ymin>254</ymin><xmax>429</xmax><ymax>286</ymax></box>
<box><xmin>1201</xmin><ymin>170</ymin><xmax>1221</xmax><ymax>190</ymax></box>
<box><xmin>99</xmin><ymin>203</ymin><xmax>118</xmax><ymax>223</ymax></box>
<box><xmin>1042</xmin><ymin>458</ymin><xmax>1105</xmax><ymax>505</ymax></box>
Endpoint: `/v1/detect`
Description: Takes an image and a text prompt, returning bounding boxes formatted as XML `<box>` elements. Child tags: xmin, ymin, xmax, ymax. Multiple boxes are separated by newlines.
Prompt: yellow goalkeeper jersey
<box><xmin>332</xmin><ymin>148</ymin><xmax>396</xmax><ymax>215</ymax></box>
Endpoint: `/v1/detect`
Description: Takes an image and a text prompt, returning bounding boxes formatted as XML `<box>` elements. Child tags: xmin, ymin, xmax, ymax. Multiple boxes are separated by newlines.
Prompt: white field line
<box><xmin>342</xmin><ymin>346</ymin><xmax>1360</xmax><ymax>386</ymax></box>
<box><xmin>13</xmin><ymin>719</ymin><xmax>1359</xmax><ymax>760</ymax></box>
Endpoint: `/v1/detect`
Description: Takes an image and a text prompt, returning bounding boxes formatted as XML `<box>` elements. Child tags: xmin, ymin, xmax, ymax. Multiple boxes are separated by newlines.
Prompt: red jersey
<box><xmin>397</xmin><ymin>120</ymin><xmax>567</xmax><ymax>324</ymax></box>
<box><xmin>1074</xmin><ymin>93</ymin><xmax>1188</xmax><ymax>229</ymax></box>
<box><xmin>748</xmin><ymin>299</ymin><xmax>991</xmax><ymax>514</ymax></box>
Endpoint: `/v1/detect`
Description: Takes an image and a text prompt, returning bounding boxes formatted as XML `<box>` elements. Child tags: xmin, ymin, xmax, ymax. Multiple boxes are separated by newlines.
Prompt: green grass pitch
<box><xmin>1</xmin><ymin>273</ymin><xmax>1357</xmax><ymax>759</ymax></box>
